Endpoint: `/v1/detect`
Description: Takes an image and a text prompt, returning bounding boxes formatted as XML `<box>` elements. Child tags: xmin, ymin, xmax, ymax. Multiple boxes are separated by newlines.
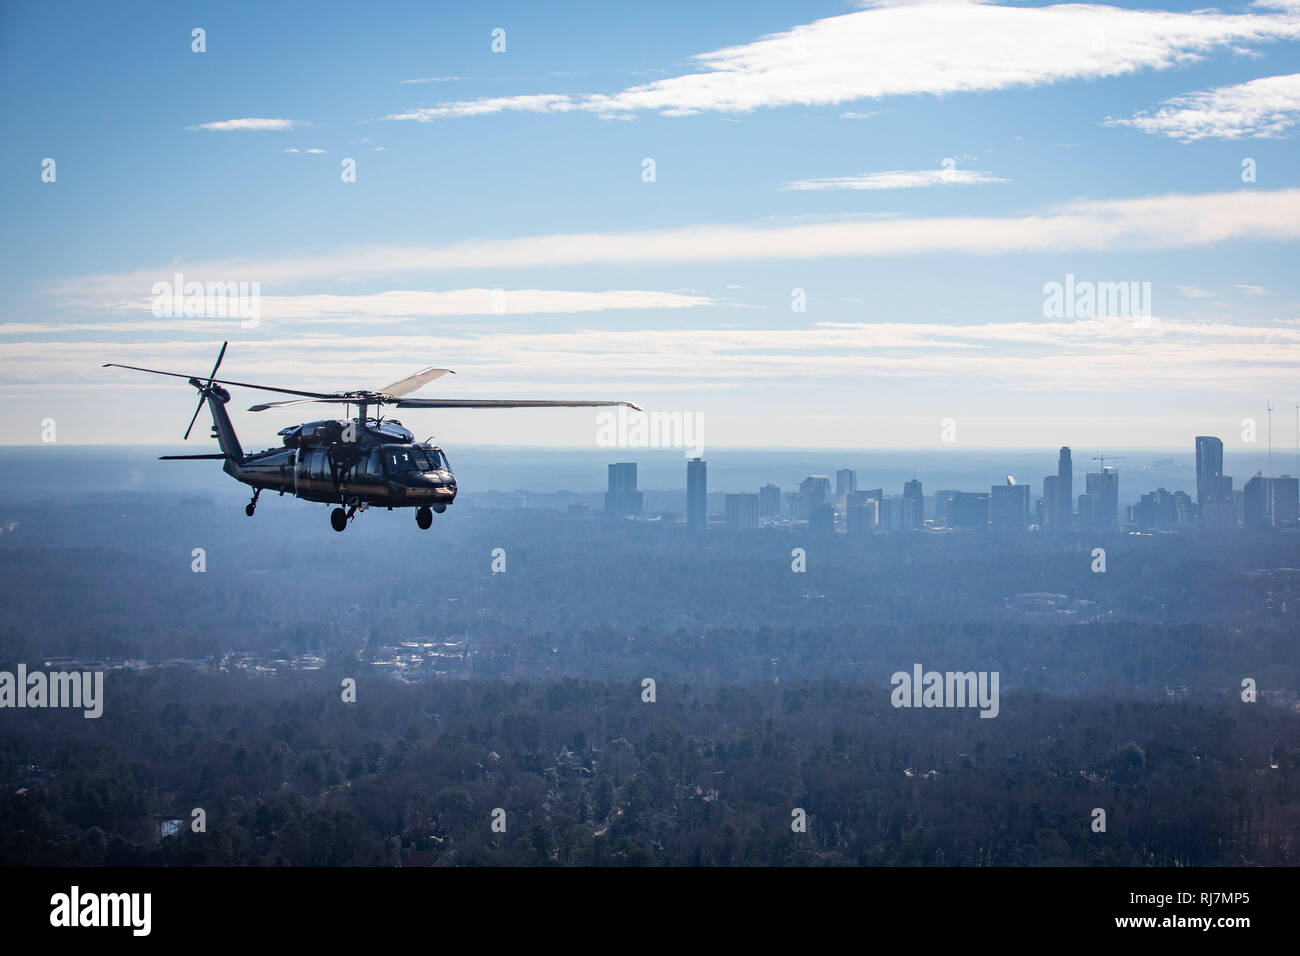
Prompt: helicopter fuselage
<box><xmin>228</xmin><ymin>417</ymin><xmax>458</xmax><ymax>511</ymax></box>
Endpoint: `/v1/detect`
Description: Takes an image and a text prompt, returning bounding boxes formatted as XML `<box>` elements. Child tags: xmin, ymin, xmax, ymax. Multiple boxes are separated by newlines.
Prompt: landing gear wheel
<box><xmin>245</xmin><ymin>503</ymin><xmax>256</xmax><ymax>517</ymax></box>
<box><xmin>331</xmin><ymin>507</ymin><xmax>348</xmax><ymax>532</ymax></box>
<box><xmin>416</xmin><ymin>506</ymin><xmax>433</xmax><ymax>530</ymax></box>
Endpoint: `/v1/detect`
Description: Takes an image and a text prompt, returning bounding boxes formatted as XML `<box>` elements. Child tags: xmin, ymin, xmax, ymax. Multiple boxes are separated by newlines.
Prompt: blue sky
<box><xmin>2</xmin><ymin>0</ymin><xmax>1299</xmax><ymax>450</ymax></box>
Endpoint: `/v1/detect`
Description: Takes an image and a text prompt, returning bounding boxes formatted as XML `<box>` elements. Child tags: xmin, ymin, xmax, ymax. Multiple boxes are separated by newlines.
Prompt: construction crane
<box><xmin>1092</xmin><ymin>455</ymin><xmax>1125</xmax><ymax>470</ymax></box>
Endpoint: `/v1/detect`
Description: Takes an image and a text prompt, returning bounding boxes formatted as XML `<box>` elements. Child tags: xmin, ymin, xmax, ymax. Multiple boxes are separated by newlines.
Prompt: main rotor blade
<box><xmin>248</xmin><ymin>397</ymin><xmax>356</xmax><ymax>412</ymax></box>
<box><xmin>207</xmin><ymin>341</ymin><xmax>228</xmax><ymax>385</ymax></box>
<box><xmin>377</xmin><ymin>367</ymin><xmax>455</xmax><ymax>398</ymax></box>
<box><xmin>395</xmin><ymin>399</ymin><xmax>643</xmax><ymax>411</ymax></box>
<box><xmin>182</xmin><ymin>395</ymin><xmax>206</xmax><ymax>440</ymax></box>
<box><xmin>102</xmin><ymin>363</ymin><xmax>338</xmax><ymax>400</ymax></box>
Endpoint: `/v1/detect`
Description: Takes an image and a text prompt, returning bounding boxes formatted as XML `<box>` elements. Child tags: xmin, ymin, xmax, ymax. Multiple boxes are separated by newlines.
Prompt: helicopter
<box><xmin>104</xmin><ymin>342</ymin><xmax>640</xmax><ymax>532</ymax></box>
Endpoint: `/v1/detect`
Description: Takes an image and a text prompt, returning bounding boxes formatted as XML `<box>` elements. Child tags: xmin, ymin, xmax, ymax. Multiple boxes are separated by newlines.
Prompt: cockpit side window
<box><xmin>421</xmin><ymin>446</ymin><xmax>446</xmax><ymax>471</ymax></box>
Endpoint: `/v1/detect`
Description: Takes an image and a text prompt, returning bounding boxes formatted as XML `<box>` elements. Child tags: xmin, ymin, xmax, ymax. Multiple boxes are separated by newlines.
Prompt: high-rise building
<box><xmin>1276</xmin><ymin>476</ymin><xmax>1300</xmax><ymax>525</ymax></box>
<box><xmin>1056</xmin><ymin>447</ymin><xmax>1073</xmax><ymax>531</ymax></box>
<box><xmin>725</xmin><ymin>493</ymin><xmax>760</xmax><ymax>530</ymax></box>
<box><xmin>604</xmin><ymin>462</ymin><xmax>644</xmax><ymax>517</ymax></box>
<box><xmin>1131</xmin><ymin>488</ymin><xmax>1192</xmax><ymax>528</ymax></box>
<box><xmin>935</xmin><ymin>490</ymin><xmax>960</xmax><ymax>527</ymax></box>
<box><xmin>903</xmin><ymin>479</ymin><xmax>924</xmax><ymax>528</ymax></box>
<box><xmin>798</xmin><ymin>475</ymin><xmax>832</xmax><ymax>518</ymax></box>
<box><xmin>1077</xmin><ymin>493</ymin><xmax>1096</xmax><ymax>529</ymax></box>
<box><xmin>990</xmin><ymin>480</ymin><xmax>1030</xmax><ymax>532</ymax></box>
<box><xmin>951</xmin><ymin>492</ymin><xmax>990</xmax><ymax>530</ymax></box>
<box><xmin>845</xmin><ymin>496</ymin><xmax>876</xmax><ymax>536</ymax></box>
<box><xmin>877</xmin><ymin>496</ymin><xmax>919</xmax><ymax>531</ymax></box>
<box><xmin>1195</xmin><ymin>436</ymin><xmax>1225</xmax><ymax>522</ymax></box>
<box><xmin>845</xmin><ymin>490</ymin><xmax>878</xmax><ymax>533</ymax></box>
<box><xmin>860</xmin><ymin>488</ymin><xmax>883</xmax><ymax>526</ymax></box>
<box><xmin>808</xmin><ymin>503</ymin><xmax>835</xmax><ymax>534</ymax></box>
<box><xmin>1042</xmin><ymin>474</ymin><xmax>1060</xmax><ymax>532</ymax></box>
<box><xmin>1085</xmin><ymin>467</ymin><xmax>1119</xmax><ymax>530</ymax></box>
<box><xmin>758</xmin><ymin>483</ymin><xmax>782</xmax><ymax>517</ymax></box>
<box><xmin>687</xmin><ymin>457</ymin><xmax>707</xmax><ymax>530</ymax></box>
<box><xmin>1243</xmin><ymin>473</ymin><xmax>1300</xmax><ymax>527</ymax></box>
<box><xmin>836</xmin><ymin>469</ymin><xmax>858</xmax><ymax>499</ymax></box>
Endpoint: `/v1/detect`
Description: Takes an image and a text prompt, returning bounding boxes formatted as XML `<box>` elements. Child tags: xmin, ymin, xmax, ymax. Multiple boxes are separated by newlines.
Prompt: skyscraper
<box><xmin>724</xmin><ymin>493</ymin><xmax>760</xmax><ymax>530</ymax></box>
<box><xmin>990</xmin><ymin>480</ymin><xmax>1030</xmax><ymax>532</ymax></box>
<box><xmin>1085</xmin><ymin>467</ymin><xmax>1119</xmax><ymax>530</ymax></box>
<box><xmin>1195</xmin><ymin>436</ymin><xmax>1224</xmax><ymax>519</ymax></box>
<box><xmin>1243</xmin><ymin>473</ymin><xmax>1298</xmax><ymax>527</ymax></box>
<box><xmin>604</xmin><ymin>462</ymin><xmax>643</xmax><ymax>518</ymax></box>
<box><xmin>758</xmin><ymin>483</ymin><xmax>782</xmax><ymax>517</ymax></box>
<box><xmin>951</xmin><ymin>492</ymin><xmax>990</xmax><ymax>530</ymax></box>
<box><xmin>808</xmin><ymin>503</ymin><xmax>835</xmax><ymax>534</ymax></box>
<box><xmin>1042</xmin><ymin>474</ymin><xmax>1060</xmax><ymax>531</ymax></box>
<box><xmin>798</xmin><ymin>475</ymin><xmax>832</xmax><ymax>518</ymax></box>
<box><xmin>687</xmin><ymin>457</ymin><xmax>707</xmax><ymax>530</ymax></box>
<box><xmin>903</xmin><ymin>479</ymin><xmax>924</xmax><ymax>528</ymax></box>
<box><xmin>1056</xmin><ymin>447</ymin><xmax>1073</xmax><ymax>531</ymax></box>
<box><xmin>845</xmin><ymin>494</ymin><xmax>876</xmax><ymax>536</ymax></box>
<box><xmin>836</xmin><ymin>469</ymin><xmax>857</xmax><ymax>498</ymax></box>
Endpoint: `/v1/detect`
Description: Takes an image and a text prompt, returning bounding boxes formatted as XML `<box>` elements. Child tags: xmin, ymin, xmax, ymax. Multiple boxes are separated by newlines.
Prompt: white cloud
<box><xmin>1175</xmin><ymin>285</ymin><xmax>1213</xmax><ymax>298</ymax></box>
<box><xmin>1106</xmin><ymin>72</ymin><xmax>1300</xmax><ymax>141</ymax></box>
<box><xmin>187</xmin><ymin>118</ymin><xmax>305</xmax><ymax>132</ymax></box>
<box><xmin>382</xmin><ymin>1</ymin><xmax>1300</xmax><ymax>122</ymax></box>
<box><xmin>284</xmin><ymin>148</ymin><xmax>327</xmax><ymax>154</ymax></box>
<box><xmin>23</xmin><ymin>314</ymin><xmax>1298</xmax><ymax>399</ymax></box>
<box><xmin>783</xmin><ymin>169</ymin><xmax>1007</xmax><ymax>190</ymax></box>
<box><xmin>398</xmin><ymin>76</ymin><xmax>463</xmax><ymax>84</ymax></box>
<box><xmin>100</xmin><ymin>288</ymin><xmax>718</xmax><ymax>322</ymax></box>
<box><xmin>1233</xmin><ymin>283</ymin><xmax>1271</xmax><ymax>294</ymax></box>
<box><xmin>63</xmin><ymin>188</ymin><xmax>1300</xmax><ymax>300</ymax></box>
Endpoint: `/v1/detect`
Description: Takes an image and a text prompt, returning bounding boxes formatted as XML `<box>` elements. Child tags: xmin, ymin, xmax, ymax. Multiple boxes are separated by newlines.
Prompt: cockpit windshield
<box><xmin>384</xmin><ymin>445</ymin><xmax>448</xmax><ymax>474</ymax></box>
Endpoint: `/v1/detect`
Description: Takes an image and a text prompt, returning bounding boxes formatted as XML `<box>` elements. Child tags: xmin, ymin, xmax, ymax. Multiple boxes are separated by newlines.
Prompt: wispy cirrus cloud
<box><xmin>186</xmin><ymin>118</ymin><xmax>306</xmax><ymax>132</ymax></box>
<box><xmin>96</xmin><ymin>288</ymin><xmax>718</xmax><ymax>323</ymax></box>
<box><xmin>31</xmin><ymin>314</ymin><xmax>1300</xmax><ymax>398</ymax></box>
<box><xmin>783</xmin><ymin>169</ymin><xmax>1007</xmax><ymax>191</ymax></box>
<box><xmin>1105</xmin><ymin>72</ymin><xmax>1300</xmax><ymax>141</ymax></box>
<box><xmin>398</xmin><ymin>76</ymin><xmax>463</xmax><ymax>85</ymax></box>
<box><xmin>382</xmin><ymin>0</ymin><xmax>1300</xmax><ymax>123</ymax></box>
<box><xmin>60</xmin><ymin>188</ymin><xmax>1300</xmax><ymax>301</ymax></box>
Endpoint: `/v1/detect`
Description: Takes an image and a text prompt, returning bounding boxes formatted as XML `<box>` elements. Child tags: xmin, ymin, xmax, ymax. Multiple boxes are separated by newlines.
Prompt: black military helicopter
<box><xmin>104</xmin><ymin>343</ymin><xmax>639</xmax><ymax>532</ymax></box>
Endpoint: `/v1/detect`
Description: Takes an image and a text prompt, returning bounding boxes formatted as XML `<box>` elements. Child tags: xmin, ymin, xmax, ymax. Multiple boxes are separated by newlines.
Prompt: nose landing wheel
<box><xmin>331</xmin><ymin>507</ymin><xmax>348</xmax><ymax>532</ymax></box>
<box><xmin>416</xmin><ymin>506</ymin><xmax>433</xmax><ymax>530</ymax></box>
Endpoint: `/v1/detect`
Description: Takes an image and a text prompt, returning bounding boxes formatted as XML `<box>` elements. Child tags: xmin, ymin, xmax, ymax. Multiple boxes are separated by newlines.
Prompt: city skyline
<box><xmin>595</xmin><ymin>431</ymin><xmax>1299</xmax><ymax>530</ymax></box>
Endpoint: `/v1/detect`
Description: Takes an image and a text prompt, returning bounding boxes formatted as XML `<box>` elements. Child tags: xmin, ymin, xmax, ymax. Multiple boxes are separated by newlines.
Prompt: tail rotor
<box><xmin>183</xmin><ymin>341</ymin><xmax>228</xmax><ymax>440</ymax></box>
